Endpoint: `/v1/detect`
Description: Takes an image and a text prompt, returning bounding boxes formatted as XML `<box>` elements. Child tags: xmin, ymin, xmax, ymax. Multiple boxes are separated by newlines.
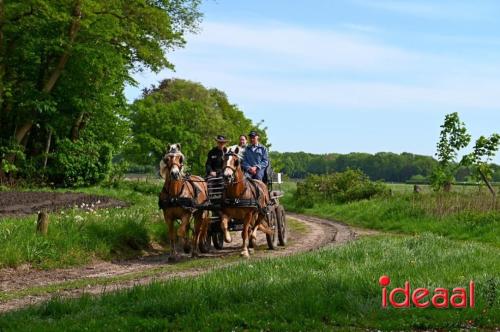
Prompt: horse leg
<box><xmin>256</xmin><ymin>213</ymin><xmax>273</xmax><ymax>235</ymax></box>
<box><xmin>247</xmin><ymin>227</ymin><xmax>255</xmax><ymax>254</ymax></box>
<box><xmin>240</xmin><ymin>213</ymin><xmax>252</xmax><ymax>258</ymax></box>
<box><xmin>177</xmin><ymin>213</ymin><xmax>191</xmax><ymax>254</ymax></box>
<box><xmin>164</xmin><ymin>210</ymin><xmax>178</xmax><ymax>262</ymax></box>
<box><xmin>191</xmin><ymin>211</ymin><xmax>204</xmax><ymax>258</ymax></box>
<box><xmin>250</xmin><ymin>214</ymin><xmax>260</xmax><ymax>241</ymax></box>
<box><xmin>220</xmin><ymin>212</ymin><xmax>232</xmax><ymax>243</ymax></box>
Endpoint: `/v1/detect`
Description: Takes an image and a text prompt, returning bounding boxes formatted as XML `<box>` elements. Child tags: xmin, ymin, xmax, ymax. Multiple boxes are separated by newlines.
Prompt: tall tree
<box><xmin>0</xmin><ymin>0</ymin><xmax>202</xmax><ymax>184</ymax></box>
<box><xmin>126</xmin><ymin>79</ymin><xmax>268</xmax><ymax>174</ymax></box>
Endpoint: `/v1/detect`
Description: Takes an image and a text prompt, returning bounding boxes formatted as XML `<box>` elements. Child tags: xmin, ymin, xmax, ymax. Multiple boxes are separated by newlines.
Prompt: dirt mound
<box><xmin>0</xmin><ymin>192</ymin><xmax>128</xmax><ymax>218</ymax></box>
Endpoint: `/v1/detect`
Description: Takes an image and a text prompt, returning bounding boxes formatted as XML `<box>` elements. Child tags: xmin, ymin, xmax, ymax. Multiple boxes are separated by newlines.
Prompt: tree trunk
<box><xmin>12</xmin><ymin>1</ymin><xmax>82</xmax><ymax>145</ymax></box>
<box><xmin>70</xmin><ymin>112</ymin><xmax>85</xmax><ymax>142</ymax></box>
<box><xmin>43</xmin><ymin>128</ymin><xmax>52</xmax><ymax>169</ymax></box>
<box><xmin>478</xmin><ymin>168</ymin><xmax>496</xmax><ymax>197</ymax></box>
<box><xmin>14</xmin><ymin>120</ymin><xmax>33</xmax><ymax>143</ymax></box>
<box><xmin>0</xmin><ymin>0</ymin><xmax>5</xmax><ymax>114</ymax></box>
<box><xmin>42</xmin><ymin>1</ymin><xmax>82</xmax><ymax>93</ymax></box>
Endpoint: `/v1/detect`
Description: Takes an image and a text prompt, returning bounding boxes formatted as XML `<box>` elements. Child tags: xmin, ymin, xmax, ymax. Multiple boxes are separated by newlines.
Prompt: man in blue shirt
<box><xmin>242</xmin><ymin>131</ymin><xmax>268</xmax><ymax>181</ymax></box>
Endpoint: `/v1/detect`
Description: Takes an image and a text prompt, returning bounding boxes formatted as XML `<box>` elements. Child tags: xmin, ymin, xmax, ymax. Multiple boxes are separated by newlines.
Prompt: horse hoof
<box><xmin>224</xmin><ymin>231</ymin><xmax>232</xmax><ymax>243</ymax></box>
<box><xmin>248</xmin><ymin>248</ymin><xmax>254</xmax><ymax>254</ymax></box>
<box><xmin>240</xmin><ymin>251</ymin><xmax>250</xmax><ymax>258</ymax></box>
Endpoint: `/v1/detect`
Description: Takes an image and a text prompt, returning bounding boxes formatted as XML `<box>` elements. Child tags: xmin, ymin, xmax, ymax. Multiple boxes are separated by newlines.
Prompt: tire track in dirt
<box><xmin>0</xmin><ymin>213</ymin><xmax>362</xmax><ymax>313</ymax></box>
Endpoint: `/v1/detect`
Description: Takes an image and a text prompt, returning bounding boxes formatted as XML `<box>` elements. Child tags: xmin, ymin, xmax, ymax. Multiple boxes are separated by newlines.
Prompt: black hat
<box><xmin>215</xmin><ymin>135</ymin><xmax>229</xmax><ymax>143</ymax></box>
<box><xmin>248</xmin><ymin>130</ymin><xmax>258</xmax><ymax>137</ymax></box>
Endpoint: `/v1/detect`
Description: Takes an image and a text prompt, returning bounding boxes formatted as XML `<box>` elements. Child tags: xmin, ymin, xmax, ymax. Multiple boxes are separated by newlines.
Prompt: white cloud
<box><xmin>188</xmin><ymin>21</ymin><xmax>420</xmax><ymax>71</ymax></box>
<box><xmin>128</xmin><ymin>20</ymin><xmax>500</xmax><ymax>114</ymax></box>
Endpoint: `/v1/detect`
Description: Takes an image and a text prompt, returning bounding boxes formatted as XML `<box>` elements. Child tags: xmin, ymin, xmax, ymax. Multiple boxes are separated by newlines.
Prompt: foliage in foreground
<box><xmin>0</xmin><ymin>0</ymin><xmax>202</xmax><ymax>186</ymax></box>
<box><xmin>0</xmin><ymin>234</ymin><xmax>497</xmax><ymax>331</ymax></box>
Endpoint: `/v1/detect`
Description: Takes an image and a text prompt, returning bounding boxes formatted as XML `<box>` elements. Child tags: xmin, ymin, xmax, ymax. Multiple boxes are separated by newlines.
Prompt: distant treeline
<box><xmin>270</xmin><ymin>151</ymin><xmax>500</xmax><ymax>183</ymax></box>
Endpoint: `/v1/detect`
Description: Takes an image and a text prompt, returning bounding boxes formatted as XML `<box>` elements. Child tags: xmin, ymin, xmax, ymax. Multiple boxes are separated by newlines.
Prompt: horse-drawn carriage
<box><xmin>200</xmin><ymin>170</ymin><xmax>287</xmax><ymax>253</ymax></box>
<box><xmin>158</xmin><ymin>144</ymin><xmax>287</xmax><ymax>260</ymax></box>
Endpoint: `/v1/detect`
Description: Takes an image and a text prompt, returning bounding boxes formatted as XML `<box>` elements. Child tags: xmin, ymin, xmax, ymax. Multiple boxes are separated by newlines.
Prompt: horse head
<box><xmin>160</xmin><ymin>144</ymin><xmax>184</xmax><ymax>180</ymax></box>
<box><xmin>222</xmin><ymin>146</ymin><xmax>240</xmax><ymax>183</ymax></box>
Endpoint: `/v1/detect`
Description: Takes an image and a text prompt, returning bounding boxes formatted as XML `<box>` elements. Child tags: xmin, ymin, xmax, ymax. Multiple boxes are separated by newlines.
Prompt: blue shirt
<box><xmin>242</xmin><ymin>144</ymin><xmax>269</xmax><ymax>171</ymax></box>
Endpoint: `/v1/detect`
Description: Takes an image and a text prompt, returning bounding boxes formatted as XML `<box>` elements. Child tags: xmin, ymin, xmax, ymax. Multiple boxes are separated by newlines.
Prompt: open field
<box><xmin>283</xmin><ymin>181</ymin><xmax>500</xmax><ymax>245</ymax></box>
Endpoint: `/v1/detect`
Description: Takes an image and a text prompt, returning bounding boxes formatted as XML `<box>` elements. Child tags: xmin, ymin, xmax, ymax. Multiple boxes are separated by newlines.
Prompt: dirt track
<box><xmin>0</xmin><ymin>192</ymin><xmax>127</xmax><ymax>218</ymax></box>
<box><xmin>0</xmin><ymin>213</ymin><xmax>367</xmax><ymax>313</ymax></box>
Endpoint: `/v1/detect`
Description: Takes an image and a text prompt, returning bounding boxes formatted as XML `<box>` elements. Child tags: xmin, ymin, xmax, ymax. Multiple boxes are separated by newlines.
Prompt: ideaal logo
<box><xmin>379</xmin><ymin>275</ymin><xmax>475</xmax><ymax>308</ymax></box>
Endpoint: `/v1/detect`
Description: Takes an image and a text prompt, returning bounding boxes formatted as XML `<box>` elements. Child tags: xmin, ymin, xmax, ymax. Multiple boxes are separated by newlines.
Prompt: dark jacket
<box><xmin>205</xmin><ymin>147</ymin><xmax>224</xmax><ymax>176</ymax></box>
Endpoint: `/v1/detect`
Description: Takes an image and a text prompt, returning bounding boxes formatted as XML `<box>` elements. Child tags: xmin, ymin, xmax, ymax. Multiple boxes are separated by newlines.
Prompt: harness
<box><xmin>158</xmin><ymin>175</ymin><xmax>208</xmax><ymax>210</ymax></box>
<box><xmin>223</xmin><ymin>178</ymin><xmax>268</xmax><ymax>214</ymax></box>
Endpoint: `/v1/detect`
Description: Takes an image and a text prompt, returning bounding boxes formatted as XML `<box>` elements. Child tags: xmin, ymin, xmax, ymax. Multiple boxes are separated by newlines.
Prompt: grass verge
<box><xmin>0</xmin><ymin>234</ymin><xmax>497</xmax><ymax>331</ymax></box>
<box><xmin>283</xmin><ymin>182</ymin><xmax>500</xmax><ymax>246</ymax></box>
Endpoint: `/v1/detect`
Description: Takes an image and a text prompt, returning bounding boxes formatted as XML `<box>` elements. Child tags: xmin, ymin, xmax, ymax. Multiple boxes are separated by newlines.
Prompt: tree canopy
<box><xmin>125</xmin><ymin>78</ymin><xmax>268</xmax><ymax>175</ymax></box>
<box><xmin>0</xmin><ymin>0</ymin><xmax>202</xmax><ymax>185</ymax></box>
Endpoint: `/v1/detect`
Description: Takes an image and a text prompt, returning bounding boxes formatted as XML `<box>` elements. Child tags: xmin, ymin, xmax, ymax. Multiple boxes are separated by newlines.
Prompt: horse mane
<box><xmin>159</xmin><ymin>143</ymin><xmax>185</xmax><ymax>180</ymax></box>
<box><xmin>226</xmin><ymin>145</ymin><xmax>243</xmax><ymax>159</ymax></box>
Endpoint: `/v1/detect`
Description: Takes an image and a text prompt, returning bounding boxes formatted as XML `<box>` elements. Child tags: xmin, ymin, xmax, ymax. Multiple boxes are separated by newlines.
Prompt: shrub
<box><xmin>406</xmin><ymin>174</ymin><xmax>428</xmax><ymax>184</ymax></box>
<box><xmin>293</xmin><ymin>169</ymin><xmax>389</xmax><ymax>207</ymax></box>
<box><xmin>48</xmin><ymin>139</ymin><xmax>113</xmax><ymax>187</ymax></box>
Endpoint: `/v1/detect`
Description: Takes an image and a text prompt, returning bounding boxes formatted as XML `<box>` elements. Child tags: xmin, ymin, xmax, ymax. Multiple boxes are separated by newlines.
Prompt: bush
<box><xmin>48</xmin><ymin>139</ymin><xmax>113</xmax><ymax>187</ymax></box>
<box><xmin>126</xmin><ymin>164</ymin><xmax>157</xmax><ymax>174</ymax></box>
<box><xmin>293</xmin><ymin>169</ymin><xmax>389</xmax><ymax>207</ymax></box>
<box><xmin>406</xmin><ymin>174</ymin><xmax>428</xmax><ymax>184</ymax></box>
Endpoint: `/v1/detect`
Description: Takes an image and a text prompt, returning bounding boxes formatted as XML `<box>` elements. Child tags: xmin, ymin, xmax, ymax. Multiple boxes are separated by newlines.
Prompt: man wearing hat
<box><xmin>242</xmin><ymin>130</ymin><xmax>268</xmax><ymax>180</ymax></box>
<box><xmin>205</xmin><ymin>135</ymin><xmax>229</xmax><ymax>177</ymax></box>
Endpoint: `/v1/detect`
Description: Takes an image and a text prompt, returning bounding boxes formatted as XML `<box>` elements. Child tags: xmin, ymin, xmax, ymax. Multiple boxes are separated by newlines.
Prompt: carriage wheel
<box><xmin>198</xmin><ymin>232</ymin><xmax>211</xmax><ymax>253</ymax></box>
<box><xmin>212</xmin><ymin>229</ymin><xmax>224</xmax><ymax>250</ymax></box>
<box><xmin>276</xmin><ymin>205</ymin><xmax>287</xmax><ymax>246</ymax></box>
<box><xmin>266</xmin><ymin>209</ymin><xmax>278</xmax><ymax>250</ymax></box>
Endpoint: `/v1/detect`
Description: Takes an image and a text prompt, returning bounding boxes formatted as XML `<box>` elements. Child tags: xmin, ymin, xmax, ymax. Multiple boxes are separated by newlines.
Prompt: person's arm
<box><xmin>241</xmin><ymin>151</ymin><xmax>251</xmax><ymax>171</ymax></box>
<box><xmin>205</xmin><ymin>151</ymin><xmax>213</xmax><ymax>175</ymax></box>
<box><xmin>257</xmin><ymin>147</ymin><xmax>269</xmax><ymax>170</ymax></box>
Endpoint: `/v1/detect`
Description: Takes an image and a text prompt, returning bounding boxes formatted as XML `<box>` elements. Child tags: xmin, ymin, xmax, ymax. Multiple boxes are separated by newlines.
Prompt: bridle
<box><xmin>163</xmin><ymin>153</ymin><xmax>184</xmax><ymax>178</ymax></box>
<box><xmin>223</xmin><ymin>151</ymin><xmax>244</xmax><ymax>184</ymax></box>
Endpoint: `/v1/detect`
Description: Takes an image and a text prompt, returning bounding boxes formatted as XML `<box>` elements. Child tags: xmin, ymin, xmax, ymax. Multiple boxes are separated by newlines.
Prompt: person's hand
<box><xmin>209</xmin><ymin>171</ymin><xmax>216</xmax><ymax>176</ymax></box>
<box><xmin>249</xmin><ymin>166</ymin><xmax>257</xmax><ymax>175</ymax></box>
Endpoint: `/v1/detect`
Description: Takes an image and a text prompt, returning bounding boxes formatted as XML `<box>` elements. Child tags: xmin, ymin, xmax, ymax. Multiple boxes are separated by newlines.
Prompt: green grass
<box><xmin>0</xmin><ymin>234</ymin><xmax>497</xmax><ymax>331</ymax></box>
<box><xmin>386</xmin><ymin>182</ymin><xmax>499</xmax><ymax>194</ymax></box>
<box><xmin>0</xmin><ymin>181</ymin><xmax>169</xmax><ymax>269</ymax></box>
<box><xmin>0</xmin><ymin>180</ymin><xmax>309</xmax><ymax>269</ymax></box>
<box><xmin>284</xmin><ymin>181</ymin><xmax>500</xmax><ymax>246</ymax></box>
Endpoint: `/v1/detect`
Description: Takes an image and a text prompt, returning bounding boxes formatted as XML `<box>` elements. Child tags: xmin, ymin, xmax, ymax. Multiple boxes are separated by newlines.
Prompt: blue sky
<box><xmin>125</xmin><ymin>0</ymin><xmax>500</xmax><ymax>163</ymax></box>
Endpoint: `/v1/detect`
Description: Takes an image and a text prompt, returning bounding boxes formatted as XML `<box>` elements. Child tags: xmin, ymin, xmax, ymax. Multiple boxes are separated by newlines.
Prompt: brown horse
<box><xmin>159</xmin><ymin>144</ymin><xmax>209</xmax><ymax>260</ymax></box>
<box><xmin>220</xmin><ymin>146</ymin><xmax>273</xmax><ymax>258</ymax></box>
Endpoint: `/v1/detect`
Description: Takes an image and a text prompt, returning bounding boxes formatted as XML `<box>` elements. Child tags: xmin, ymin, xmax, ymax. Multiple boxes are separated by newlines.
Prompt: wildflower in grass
<box><xmin>74</xmin><ymin>215</ymin><xmax>84</xmax><ymax>222</ymax></box>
